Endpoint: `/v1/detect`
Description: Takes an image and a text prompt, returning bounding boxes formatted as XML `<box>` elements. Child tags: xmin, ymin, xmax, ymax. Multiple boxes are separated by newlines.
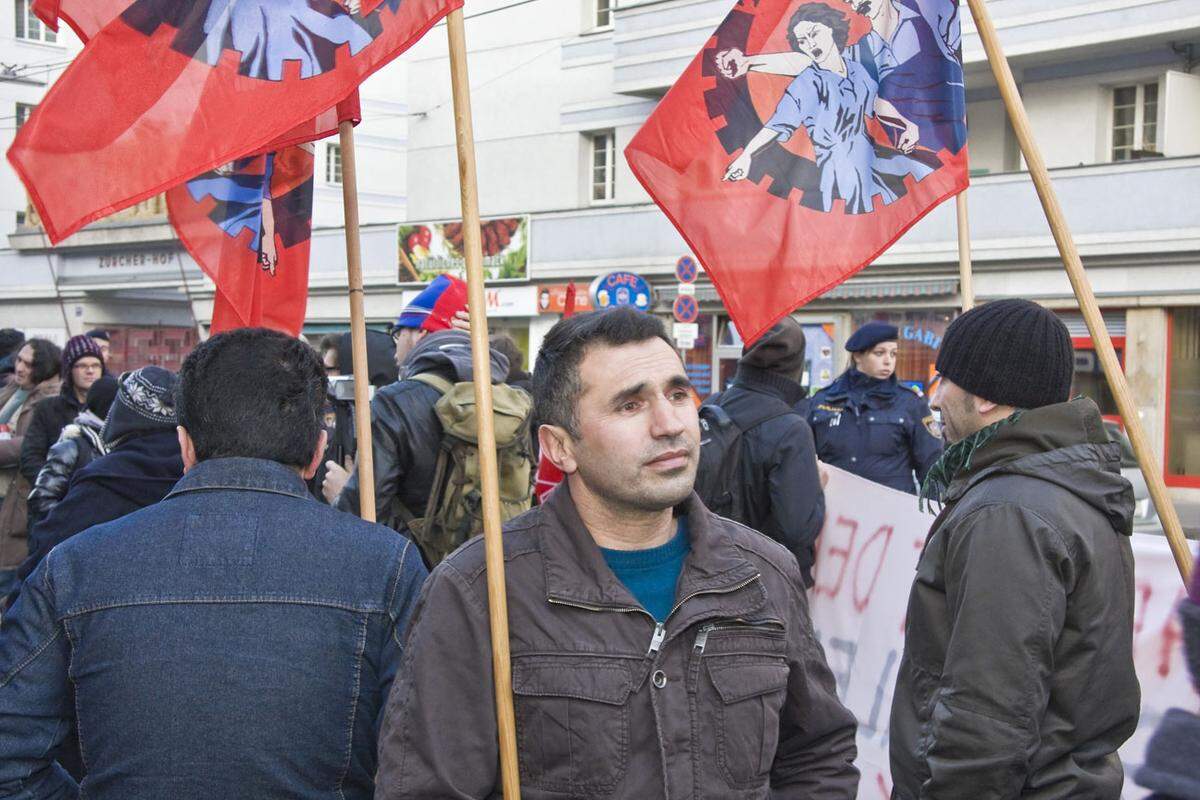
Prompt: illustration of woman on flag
<box><xmin>717</xmin><ymin>0</ymin><xmax>966</xmax><ymax>154</ymax></box>
<box><xmin>183</xmin><ymin>144</ymin><xmax>316</xmax><ymax>274</ymax></box>
<box><xmin>722</xmin><ymin>3</ymin><xmax>936</xmax><ymax>215</ymax></box>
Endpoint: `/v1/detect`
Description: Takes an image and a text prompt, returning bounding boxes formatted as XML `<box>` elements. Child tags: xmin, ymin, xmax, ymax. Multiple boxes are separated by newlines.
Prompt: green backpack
<box><xmin>396</xmin><ymin>373</ymin><xmax>535</xmax><ymax>566</ymax></box>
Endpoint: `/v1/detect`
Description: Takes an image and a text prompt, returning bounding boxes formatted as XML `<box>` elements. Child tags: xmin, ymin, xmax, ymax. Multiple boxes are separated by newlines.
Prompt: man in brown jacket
<box><xmin>375</xmin><ymin>308</ymin><xmax>858</xmax><ymax>800</ymax></box>
<box><xmin>0</xmin><ymin>338</ymin><xmax>62</xmax><ymax>597</ymax></box>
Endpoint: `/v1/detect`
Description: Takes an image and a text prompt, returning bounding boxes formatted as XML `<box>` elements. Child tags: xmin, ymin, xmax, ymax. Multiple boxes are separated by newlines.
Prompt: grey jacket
<box><xmin>890</xmin><ymin>399</ymin><xmax>1140</xmax><ymax>799</ymax></box>
<box><xmin>375</xmin><ymin>483</ymin><xmax>859</xmax><ymax>799</ymax></box>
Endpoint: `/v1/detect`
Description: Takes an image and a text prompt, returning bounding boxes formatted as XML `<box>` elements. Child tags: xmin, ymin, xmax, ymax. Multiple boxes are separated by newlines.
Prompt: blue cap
<box><xmin>845</xmin><ymin>322</ymin><xmax>899</xmax><ymax>353</ymax></box>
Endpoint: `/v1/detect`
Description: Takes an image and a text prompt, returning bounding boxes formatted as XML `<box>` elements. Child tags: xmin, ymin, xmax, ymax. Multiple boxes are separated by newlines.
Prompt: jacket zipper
<box><xmin>548</xmin><ymin>573</ymin><xmax>762</xmax><ymax>658</ymax></box>
<box><xmin>693</xmin><ymin>618</ymin><xmax>786</xmax><ymax>657</ymax></box>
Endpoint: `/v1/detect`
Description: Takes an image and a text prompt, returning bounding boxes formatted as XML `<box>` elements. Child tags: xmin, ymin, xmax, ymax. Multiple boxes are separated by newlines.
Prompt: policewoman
<box><xmin>807</xmin><ymin>322</ymin><xmax>942</xmax><ymax>494</ymax></box>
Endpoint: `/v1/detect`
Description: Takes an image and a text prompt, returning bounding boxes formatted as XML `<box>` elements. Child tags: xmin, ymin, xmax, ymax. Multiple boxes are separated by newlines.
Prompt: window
<box><xmin>1167</xmin><ymin>308</ymin><xmax>1200</xmax><ymax>484</ymax></box>
<box><xmin>590</xmin><ymin>130</ymin><xmax>615</xmax><ymax>203</ymax></box>
<box><xmin>325</xmin><ymin>143</ymin><xmax>342</xmax><ymax>185</ymax></box>
<box><xmin>1111</xmin><ymin>82</ymin><xmax>1159</xmax><ymax>161</ymax></box>
<box><xmin>14</xmin><ymin>0</ymin><xmax>56</xmax><ymax>42</ymax></box>
<box><xmin>14</xmin><ymin>102</ymin><xmax>34</xmax><ymax>129</ymax></box>
<box><xmin>594</xmin><ymin>0</ymin><xmax>612</xmax><ymax>29</ymax></box>
<box><xmin>15</xmin><ymin>210</ymin><xmax>25</xmax><ymax>227</ymax></box>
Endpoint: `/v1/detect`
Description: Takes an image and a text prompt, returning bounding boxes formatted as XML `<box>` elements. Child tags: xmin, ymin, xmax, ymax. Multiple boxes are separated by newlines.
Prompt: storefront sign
<box><xmin>398</xmin><ymin>216</ymin><xmax>530</xmax><ymax>283</ymax></box>
<box><xmin>810</xmin><ymin>467</ymin><xmax>1195</xmax><ymax>798</ymax></box>
<box><xmin>537</xmin><ymin>284</ymin><xmax>595</xmax><ymax>315</ymax></box>
<box><xmin>483</xmin><ymin>285</ymin><xmax>539</xmax><ymax>317</ymax></box>
<box><xmin>901</xmin><ymin>325</ymin><xmax>943</xmax><ymax>350</ymax></box>
<box><xmin>97</xmin><ymin>251</ymin><xmax>176</xmax><ymax>270</ymax></box>
<box><xmin>589</xmin><ymin>271</ymin><xmax>652</xmax><ymax>312</ymax></box>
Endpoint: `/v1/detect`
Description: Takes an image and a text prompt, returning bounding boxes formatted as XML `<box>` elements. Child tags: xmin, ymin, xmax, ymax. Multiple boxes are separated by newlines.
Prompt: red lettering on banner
<box><xmin>875</xmin><ymin>772</ymin><xmax>891</xmax><ymax>798</ymax></box>
<box><xmin>814</xmin><ymin>516</ymin><xmax>858</xmax><ymax>598</ymax></box>
<box><xmin>852</xmin><ymin>525</ymin><xmax>894</xmax><ymax>613</ymax></box>
<box><xmin>1158</xmin><ymin>588</ymin><xmax>1185</xmax><ymax>678</ymax></box>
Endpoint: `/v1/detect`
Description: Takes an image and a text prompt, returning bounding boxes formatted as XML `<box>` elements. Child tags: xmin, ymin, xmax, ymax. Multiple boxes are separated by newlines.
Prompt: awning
<box><xmin>820</xmin><ymin>278</ymin><xmax>960</xmax><ymax>300</ymax></box>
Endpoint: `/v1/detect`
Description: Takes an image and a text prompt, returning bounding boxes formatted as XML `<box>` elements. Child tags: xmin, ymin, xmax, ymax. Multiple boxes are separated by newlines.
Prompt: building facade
<box><xmin>2</xmin><ymin>0</ymin><xmax>1199</xmax><ymax>505</ymax></box>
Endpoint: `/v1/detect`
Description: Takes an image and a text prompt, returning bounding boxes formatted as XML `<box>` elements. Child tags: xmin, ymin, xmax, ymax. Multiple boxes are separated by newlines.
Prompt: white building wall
<box><xmin>0</xmin><ymin>10</ymin><xmax>82</xmax><ymax>231</ymax></box>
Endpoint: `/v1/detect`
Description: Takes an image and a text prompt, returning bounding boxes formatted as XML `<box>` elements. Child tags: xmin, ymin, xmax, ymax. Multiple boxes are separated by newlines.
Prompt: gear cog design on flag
<box><xmin>702</xmin><ymin>1</ymin><xmax>942</xmax><ymax>213</ymax></box>
<box><xmin>121</xmin><ymin>0</ymin><xmax>404</xmax><ymax>80</ymax></box>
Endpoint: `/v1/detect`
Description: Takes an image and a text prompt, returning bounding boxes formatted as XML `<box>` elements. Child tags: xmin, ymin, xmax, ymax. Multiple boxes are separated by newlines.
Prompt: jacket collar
<box><xmin>943</xmin><ymin>398</ymin><xmax>1112</xmax><ymax>503</ymax></box>
<box><xmin>731</xmin><ymin>365</ymin><xmax>806</xmax><ymax>406</ymax></box>
<box><xmin>539</xmin><ymin>481</ymin><xmax>762</xmax><ymax>616</ymax></box>
<box><xmin>165</xmin><ymin>457</ymin><xmax>311</xmax><ymax>502</ymax></box>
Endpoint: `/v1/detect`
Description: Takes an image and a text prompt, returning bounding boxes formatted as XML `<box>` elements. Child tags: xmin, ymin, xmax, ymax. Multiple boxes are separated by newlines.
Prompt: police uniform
<box><xmin>807</xmin><ymin>323</ymin><xmax>943</xmax><ymax>494</ymax></box>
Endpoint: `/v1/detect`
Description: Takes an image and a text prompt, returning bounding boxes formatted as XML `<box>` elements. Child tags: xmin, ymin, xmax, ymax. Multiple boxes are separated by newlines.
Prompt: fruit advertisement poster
<box><xmin>398</xmin><ymin>216</ymin><xmax>529</xmax><ymax>283</ymax></box>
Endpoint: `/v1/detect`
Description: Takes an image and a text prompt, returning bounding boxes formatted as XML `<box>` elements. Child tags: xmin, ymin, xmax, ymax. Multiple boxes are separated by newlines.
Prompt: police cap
<box><xmin>845</xmin><ymin>321</ymin><xmax>899</xmax><ymax>353</ymax></box>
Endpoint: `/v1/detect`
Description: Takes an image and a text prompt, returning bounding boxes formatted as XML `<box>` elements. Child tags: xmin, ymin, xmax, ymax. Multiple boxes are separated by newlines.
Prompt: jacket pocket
<box><xmin>512</xmin><ymin>657</ymin><xmax>632</xmax><ymax>795</ymax></box>
<box><xmin>866</xmin><ymin>412</ymin><xmax>906</xmax><ymax>455</ymax></box>
<box><xmin>706</xmin><ymin>658</ymin><xmax>790</xmax><ymax>788</ymax></box>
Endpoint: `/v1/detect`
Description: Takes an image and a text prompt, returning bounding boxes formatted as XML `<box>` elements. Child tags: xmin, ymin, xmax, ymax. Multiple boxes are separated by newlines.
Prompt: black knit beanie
<box><xmin>935</xmin><ymin>299</ymin><xmax>1074</xmax><ymax>409</ymax></box>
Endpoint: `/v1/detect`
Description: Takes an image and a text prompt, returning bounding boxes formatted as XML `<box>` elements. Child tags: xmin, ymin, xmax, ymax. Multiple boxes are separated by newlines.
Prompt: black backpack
<box><xmin>695</xmin><ymin>398</ymin><xmax>793</xmax><ymax>521</ymax></box>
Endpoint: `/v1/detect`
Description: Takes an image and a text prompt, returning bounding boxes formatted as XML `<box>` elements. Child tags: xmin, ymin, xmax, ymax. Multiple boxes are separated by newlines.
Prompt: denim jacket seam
<box><xmin>0</xmin><ymin>620</ymin><xmax>64</xmax><ymax>691</ymax></box>
<box><xmin>61</xmin><ymin>622</ymin><xmax>90</xmax><ymax>776</ymax></box>
<box><xmin>335</xmin><ymin>612</ymin><xmax>369</xmax><ymax>799</ymax></box>
<box><xmin>165</xmin><ymin>483</ymin><xmax>310</xmax><ymax>502</ymax></box>
<box><xmin>59</xmin><ymin>596</ymin><xmax>390</xmax><ymax>620</ymax></box>
<box><xmin>385</xmin><ymin>538</ymin><xmax>413</xmax><ymax>647</ymax></box>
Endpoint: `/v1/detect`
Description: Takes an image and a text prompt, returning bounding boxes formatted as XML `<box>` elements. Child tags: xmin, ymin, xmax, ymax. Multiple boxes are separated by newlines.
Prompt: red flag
<box><xmin>11</xmin><ymin>0</ymin><xmax>461</xmax><ymax>244</ymax></box>
<box><xmin>627</xmin><ymin>0</ymin><xmax>969</xmax><ymax>344</ymax></box>
<box><xmin>168</xmin><ymin>145</ymin><xmax>318</xmax><ymax>336</ymax></box>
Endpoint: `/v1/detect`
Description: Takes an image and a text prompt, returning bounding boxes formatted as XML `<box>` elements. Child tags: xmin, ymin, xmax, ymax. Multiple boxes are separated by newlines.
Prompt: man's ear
<box><xmin>302</xmin><ymin>429</ymin><xmax>329</xmax><ymax>481</ymax></box>
<box><xmin>976</xmin><ymin>398</ymin><xmax>1000</xmax><ymax>415</ymax></box>
<box><xmin>538</xmin><ymin>424</ymin><xmax>578</xmax><ymax>475</ymax></box>
<box><xmin>177</xmin><ymin>426</ymin><xmax>198</xmax><ymax>474</ymax></box>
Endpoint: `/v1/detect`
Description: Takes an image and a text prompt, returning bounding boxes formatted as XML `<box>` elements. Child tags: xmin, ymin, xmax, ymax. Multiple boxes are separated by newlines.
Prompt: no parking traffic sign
<box><xmin>673</xmin><ymin>294</ymin><xmax>699</xmax><ymax>324</ymax></box>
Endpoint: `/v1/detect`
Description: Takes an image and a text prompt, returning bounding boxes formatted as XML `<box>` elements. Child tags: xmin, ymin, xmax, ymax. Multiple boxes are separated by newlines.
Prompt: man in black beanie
<box><xmin>694</xmin><ymin>316</ymin><xmax>825</xmax><ymax>586</ymax></box>
<box><xmin>889</xmin><ymin>299</ymin><xmax>1140</xmax><ymax>799</ymax></box>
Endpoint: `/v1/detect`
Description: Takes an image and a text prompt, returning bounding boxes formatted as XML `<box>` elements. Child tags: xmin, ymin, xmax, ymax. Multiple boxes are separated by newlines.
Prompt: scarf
<box><xmin>0</xmin><ymin>388</ymin><xmax>30</xmax><ymax>426</ymax></box>
<box><xmin>920</xmin><ymin>411</ymin><xmax>1024</xmax><ymax>511</ymax></box>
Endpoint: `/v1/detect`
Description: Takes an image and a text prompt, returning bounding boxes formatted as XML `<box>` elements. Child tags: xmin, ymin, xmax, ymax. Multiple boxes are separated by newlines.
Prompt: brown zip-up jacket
<box><xmin>375</xmin><ymin>484</ymin><xmax>858</xmax><ymax>800</ymax></box>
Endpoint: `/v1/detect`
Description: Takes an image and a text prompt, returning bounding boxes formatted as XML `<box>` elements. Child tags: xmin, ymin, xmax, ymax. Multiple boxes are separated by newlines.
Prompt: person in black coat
<box><xmin>18</xmin><ymin>335</ymin><xmax>106</xmax><ymax>487</ymax></box>
<box><xmin>27</xmin><ymin>375</ymin><xmax>118</xmax><ymax>522</ymax></box>
<box><xmin>698</xmin><ymin>316</ymin><xmax>825</xmax><ymax>586</ymax></box>
<box><xmin>13</xmin><ymin>367</ymin><xmax>183</xmax><ymax>605</ymax></box>
<box><xmin>808</xmin><ymin>321</ymin><xmax>942</xmax><ymax>494</ymax></box>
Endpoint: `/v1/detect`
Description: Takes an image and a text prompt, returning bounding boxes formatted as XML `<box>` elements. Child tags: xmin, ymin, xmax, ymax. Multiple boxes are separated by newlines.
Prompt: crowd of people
<box><xmin>0</xmin><ymin>282</ymin><xmax>1194</xmax><ymax>799</ymax></box>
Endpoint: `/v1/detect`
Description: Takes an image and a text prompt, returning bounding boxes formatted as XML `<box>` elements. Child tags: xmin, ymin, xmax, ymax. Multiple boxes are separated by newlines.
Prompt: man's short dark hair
<box><xmin>489</xmin><ymin>332</ymin><xmax>525</xmax><ymax>373</ymax></box>
<box><xmin>532</xmin><ymin>308</ymin><xmax>674</xmax><ymax>437</ymax></box>
<box><xmin>177</xmin><ymin>328</ymin><xmax>328</xmax><ymax>468</ymax></box>
<box><xmin>787</xmin><ymin>3</ymin><xmax>851</xmax><ymax>52</ymax></box>
<box><xmin>23</xmin><ymin>338</ymin><xmax>62</xmax><ymax>385</ymax></box>
<box><xmin>0</xmin><ymin>329</ymin><xmax>24</xmax><ymax>359</ymax></box>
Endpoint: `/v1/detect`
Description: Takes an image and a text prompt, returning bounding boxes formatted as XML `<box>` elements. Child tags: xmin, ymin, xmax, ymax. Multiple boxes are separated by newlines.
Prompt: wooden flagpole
<box><xmin>956</xmin><ymin>194</ymin><xmax>975</xmax><ymax>311</ymax></box>
<box><xmin>338</xmin><ymin>120</ymin><xmax>377</xmax><ymax>523</ymax></box>
<box><xmin>964</xmin><ymin>0</ymin><xmax>1193</xmax><ymax>586</ymax></box>
<box><xmin>446</xmin><ymin>8</ymin><xmax>522</xmax><ymax>797</ymax></box>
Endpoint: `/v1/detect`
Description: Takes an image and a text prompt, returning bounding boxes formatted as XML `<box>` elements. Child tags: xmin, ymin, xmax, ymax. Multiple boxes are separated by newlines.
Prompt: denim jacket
<box><xmin>0</xmin><ymin>457</ymin><xmax>428</xmax><ymax>800</ymax></box>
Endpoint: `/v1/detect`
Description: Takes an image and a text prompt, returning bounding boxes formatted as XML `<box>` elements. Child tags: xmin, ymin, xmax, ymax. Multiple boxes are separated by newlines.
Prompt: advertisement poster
<box><xmin>398</xmin><ymin>216</ymin><xmax>529</xmax><ymax>282</ymax></box>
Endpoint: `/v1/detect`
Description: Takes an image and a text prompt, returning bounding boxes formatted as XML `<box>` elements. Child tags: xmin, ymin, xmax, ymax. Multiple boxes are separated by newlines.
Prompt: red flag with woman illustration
<box><xmin>10</xmin><ymin>0</ymin><xmax>460</xmax><ymax>243</ymax></box>
<box><xmin>627</xmin><ymin>0</ymin><xmax>969</xmax><ymax>344</ymax></box>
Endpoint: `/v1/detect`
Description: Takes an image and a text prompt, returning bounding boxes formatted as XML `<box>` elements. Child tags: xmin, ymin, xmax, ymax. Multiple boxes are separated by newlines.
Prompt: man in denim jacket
<box><xmin>0</xmin><ymin>328</ymin><xmax>428</xmax><ymax>800</ymax></box>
